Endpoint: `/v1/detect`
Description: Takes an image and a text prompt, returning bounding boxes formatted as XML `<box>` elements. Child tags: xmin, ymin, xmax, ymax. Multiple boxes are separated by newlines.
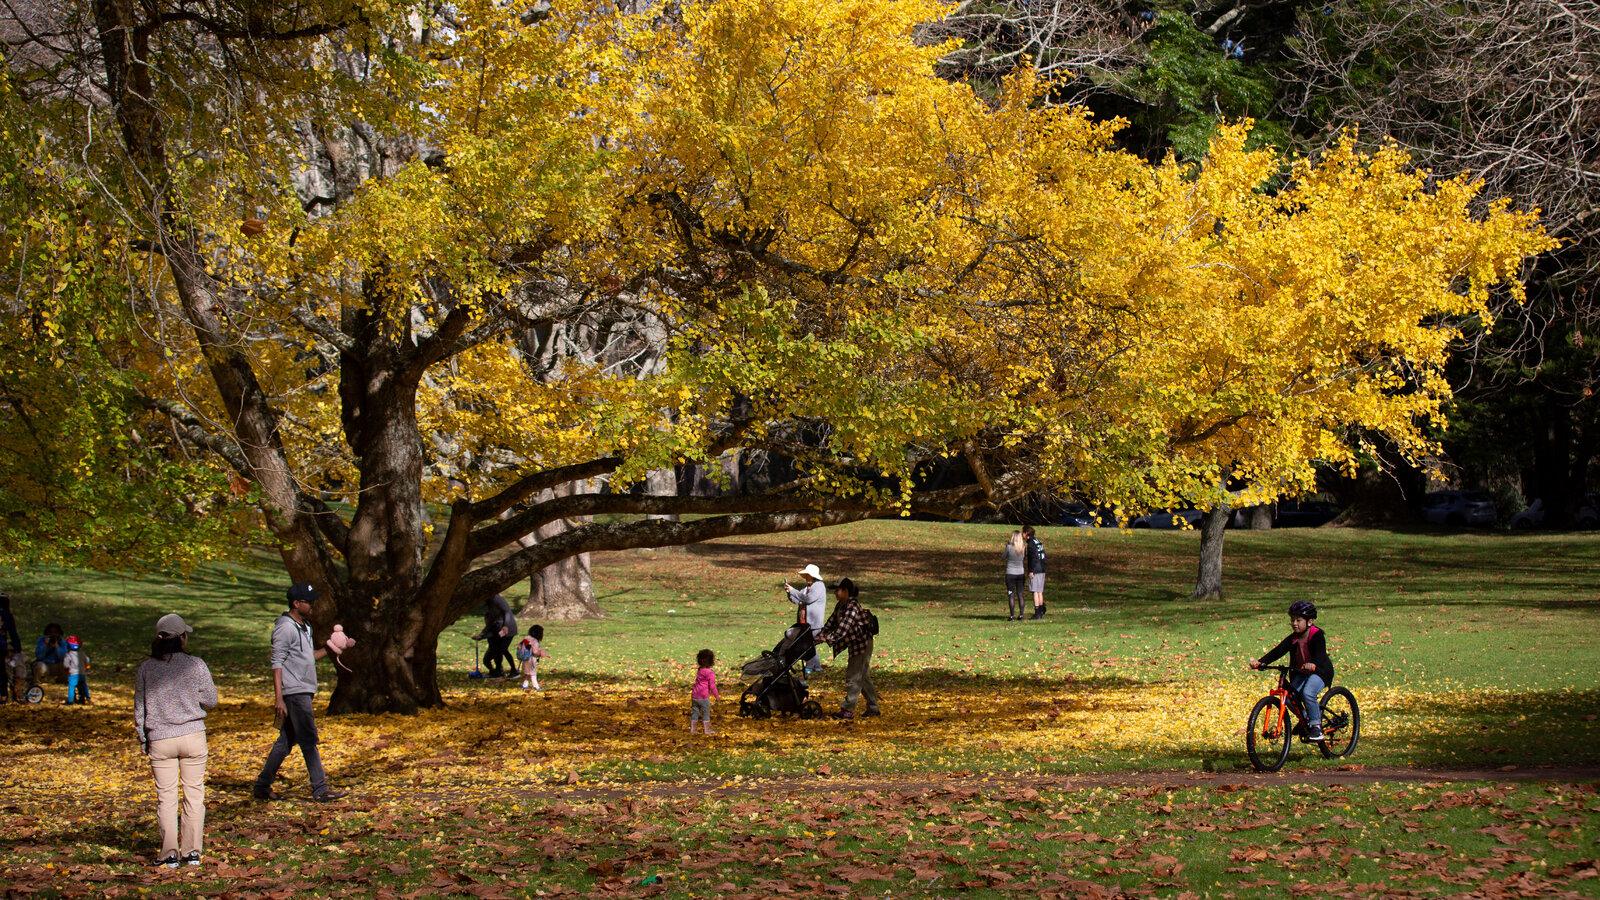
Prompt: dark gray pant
<box><xmin>254</xmin><ymin>692</ymin><xmax>327</xmax><ymax>796</ymax></box>
<box><xmin>485</xmin><ymin>633</ymin><xmax>515</xmax><ymax>675</ymax></box>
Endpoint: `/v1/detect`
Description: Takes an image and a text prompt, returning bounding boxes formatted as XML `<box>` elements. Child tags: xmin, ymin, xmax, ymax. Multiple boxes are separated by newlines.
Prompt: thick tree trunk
<box><xmin>721</xmin><ymin>449</ymin><xmax>743</xmax><ymax>494</ymax></box>
<box><xmin>1248</xmin><ymin>503</ymin><xmax>1274</xmax><ymax>529</ymax></box>
<box><xmin>1192</xmin><ymin>503</ymin><xmax>1229</xmax><ymax>601</ymax></box>
<box><xmin>517</xmin><ymin>482</ymin><xmax>602</xmax><ymax>621</ymax></box>
<box><xmin>326</xmin><ymin>609</ymin><xmax>443</xmax><ymax>715</ymax></box>
<box><xmin>525</xmin><ymin>555</ymin><xmax>599</xmax><ymax>621</ymax></box>
<box><xmin>645</xmin><ymin>467</ymin><xmax>679</xmax><ymax>521</ymax></box>
<box><xmin>1532</xmin><ymin>390</ymin><xmax>1575</xmax><ymax>525</ymax></box>
<box><xmin>321</xmin><ymin>291</ymin><xmax>435</xmax><ymax>714</ymax></box>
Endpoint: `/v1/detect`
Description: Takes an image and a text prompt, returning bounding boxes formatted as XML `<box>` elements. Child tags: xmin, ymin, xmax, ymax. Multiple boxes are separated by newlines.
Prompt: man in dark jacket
<box><xmin>2</xmin><ymin>592</ymin><xmax>24</xmax><ymax>701</ymax></box>
<box><xmin>0</xmin><ymin>592</ymin><xmax>20</xmax><ymax>658</ymax></box>
<box><xmin>1023</xmin><ymin>526</ymin><xmax>1047</xmax><ymax>619</ymax></box>
<box><xmin>476</xmin><ymin>594</ymin><xmax>517</xmax><ymax>678</ymax></box>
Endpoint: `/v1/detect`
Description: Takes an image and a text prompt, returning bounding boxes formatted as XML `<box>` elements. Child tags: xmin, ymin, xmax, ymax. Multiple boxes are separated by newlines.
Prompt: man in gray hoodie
<box><xmin>252</xmin><ymin>582</ymin><xmax>344</xmax><ymax>802</ymax></box>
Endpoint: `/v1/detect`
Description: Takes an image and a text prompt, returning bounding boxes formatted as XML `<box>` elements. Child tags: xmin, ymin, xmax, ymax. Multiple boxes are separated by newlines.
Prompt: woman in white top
<box><xmin>784</xmin><ymin>564</ymin><xmax>828</xmax><ymax>673</ymax></box>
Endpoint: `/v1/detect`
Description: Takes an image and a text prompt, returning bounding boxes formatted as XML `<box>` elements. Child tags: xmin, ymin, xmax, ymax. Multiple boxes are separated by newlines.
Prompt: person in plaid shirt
<box><xmin>817</xmin><ymin>578</ymin><xmax>879</xmax><ymax>720</ymax></box>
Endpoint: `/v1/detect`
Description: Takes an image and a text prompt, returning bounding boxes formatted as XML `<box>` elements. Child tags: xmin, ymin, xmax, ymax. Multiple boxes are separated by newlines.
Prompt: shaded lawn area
<box><xmin>11</xmin><ymin>520</ymin><xmax>1597</xmax><ymax>694</ymax></box>
<box><xmin>2</xmin><ymin>522</ymin><xmax>1599</xmax><ymax>893</ymax></box>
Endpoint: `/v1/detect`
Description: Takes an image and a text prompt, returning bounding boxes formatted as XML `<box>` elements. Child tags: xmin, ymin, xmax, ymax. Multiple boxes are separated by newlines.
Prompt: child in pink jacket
<box><xmin>690</xmin><ymin>648</ymin><xmax>719</xmax><ymax>734</ymax></box>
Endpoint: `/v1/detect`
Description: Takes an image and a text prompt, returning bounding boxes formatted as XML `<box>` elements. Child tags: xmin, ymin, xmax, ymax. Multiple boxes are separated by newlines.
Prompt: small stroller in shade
<box><xmin>737</xmin><ymin>623</ymin><xmax>824</xmax><ymax>719</ymax></box>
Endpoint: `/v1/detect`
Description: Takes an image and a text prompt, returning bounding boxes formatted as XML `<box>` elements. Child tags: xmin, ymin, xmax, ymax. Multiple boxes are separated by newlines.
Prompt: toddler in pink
<box><xmin>690</xmin><ymin>648</ymin><xmax>719</xmax><ymax>734</ymax></box>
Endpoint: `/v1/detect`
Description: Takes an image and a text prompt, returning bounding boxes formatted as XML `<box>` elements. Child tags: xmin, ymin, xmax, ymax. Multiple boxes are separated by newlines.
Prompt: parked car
<box><xmin>1512</xmin><ymin>496</ymin><xmax>1600</xmax><ymax>530</ymax></box>
<box><xmin>1131</xmin><ymin>508</ymin><xmax>1204</xmax><ymax>529</ymax></box>
<box><xmin>1579</xmin><ymin>495</ymin><xmax>1600</xmax><ymax>529</ymax></box>
<box><xmin>1056</xmin><ymin>503</ymin><xmax>1116</xmax><ymax>527</ymax></box>
<box><xmin>1230</xmin><ymin>498</ymin><xmax>1341</xmax><ymax>529</ymax></box>
<box><xmin>1274</xmin><ymin>498</ymin><xmax>1341</xmax><ymax>528</ymax></box>
<box><xmin>1510</xmin><ymin>498</ymin><xmax>1545</xmax><ymax>530</ymax></box>
<box><xmin>1421</xmin><ymin>490</ymin><xmax>1497</xmax><ymax>527</ymax></box>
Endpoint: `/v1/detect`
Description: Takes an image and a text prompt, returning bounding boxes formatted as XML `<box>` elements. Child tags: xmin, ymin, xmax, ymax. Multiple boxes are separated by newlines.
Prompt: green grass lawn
<box><xmin>4</xmin><ymin>521</ymin><xmax>1599</xmax><ymax>895</ymax></box>
<box><xmin>7</xmin><ymin>521</ymin><xmax>1600</xmax><ymax>772</ymax></box>
<box><xmin>14</xmin><ymin>521</ymin><xmax>1598</xmax><ymax>687</ymax></box>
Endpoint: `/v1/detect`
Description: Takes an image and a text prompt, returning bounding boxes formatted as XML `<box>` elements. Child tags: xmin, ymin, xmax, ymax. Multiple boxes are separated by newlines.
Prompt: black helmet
<box><xmin>1288</xmin><ymin>600</ymin><xmax>1318</xmax><ymax>620</ymax></box>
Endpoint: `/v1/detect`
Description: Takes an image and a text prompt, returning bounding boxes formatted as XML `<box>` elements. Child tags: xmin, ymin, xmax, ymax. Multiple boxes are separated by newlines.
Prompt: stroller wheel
<box><xmin>26</xmin><ymin>685</ymin><xmax>43</xmax><ymax>704</ymax></box>
<box><xmin>738</xmin><ymin>690</ymin><xmax>771</xmax><ymax>719</ymax></box>
<box><xmin>799</xmin><ymin>700</ymin><xmax>823</xmax><ymax>720</ymax></box>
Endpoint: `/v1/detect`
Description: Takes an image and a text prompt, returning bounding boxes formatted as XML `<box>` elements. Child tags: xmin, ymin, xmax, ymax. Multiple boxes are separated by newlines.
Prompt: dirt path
<box><xmin>550</xmin><ymin>765</ymin><xmax>1600</xmax><ymax>802</ymax></box>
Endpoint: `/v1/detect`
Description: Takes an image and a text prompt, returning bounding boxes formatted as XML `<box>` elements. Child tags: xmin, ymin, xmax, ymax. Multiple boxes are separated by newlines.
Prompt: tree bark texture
<box><xmin>1248</xmin><ymin>504</ymin><xmax>1274</xmax><ymax>530</ymax></box>
<box><xmin>518</xmin><ymin>482</ymin><xmax>601</xmax><ymax>622</ymax></box>
<box><xmin>1192</xmin><ymin>503</ymin><xmax>1229</xmax><ymax>601</ymax></box>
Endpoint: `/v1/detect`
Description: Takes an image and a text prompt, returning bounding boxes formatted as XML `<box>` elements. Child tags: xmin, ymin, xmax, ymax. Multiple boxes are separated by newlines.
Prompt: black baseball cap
<box><xmin>286</xmin><ymin>582</ymin><xmax>319</xmax><ymax>606</ymax></box>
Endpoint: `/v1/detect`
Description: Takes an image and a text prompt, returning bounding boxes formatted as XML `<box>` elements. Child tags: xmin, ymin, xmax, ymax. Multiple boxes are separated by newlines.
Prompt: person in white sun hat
<box><xmin>783</xmin><ymin>563</ymin><xmax>828</xmax><ymax>674</ymax></box>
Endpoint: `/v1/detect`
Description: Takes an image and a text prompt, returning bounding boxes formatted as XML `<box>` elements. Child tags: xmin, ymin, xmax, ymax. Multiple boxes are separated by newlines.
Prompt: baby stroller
<box><xmin>4</xmin><ymin>652</ymin><xmax>43</xmax><ymax>704</ymax></box>
<box><xmin>738</xmin><ymin>624</ymin><xmax>824</xmax><ymax>720</ymax></box>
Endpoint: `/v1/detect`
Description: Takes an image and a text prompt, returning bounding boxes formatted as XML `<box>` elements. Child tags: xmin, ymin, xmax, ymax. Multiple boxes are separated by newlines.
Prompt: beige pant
<box><xmin>148</xmin><ymin>731</ymin><xmax>207</xmax><ymax>857</ymax></box>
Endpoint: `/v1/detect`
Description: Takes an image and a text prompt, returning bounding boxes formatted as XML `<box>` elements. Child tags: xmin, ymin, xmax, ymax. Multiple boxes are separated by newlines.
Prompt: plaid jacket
<box><xmin>818</xmin><ymin>598</ymin><xmax>873</xmax><ymax>656</ymax></box>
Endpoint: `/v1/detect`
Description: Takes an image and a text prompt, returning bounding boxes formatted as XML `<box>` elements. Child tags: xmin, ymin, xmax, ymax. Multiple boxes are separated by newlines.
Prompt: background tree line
<box><xmin>933</xmin><ymin>0</ymin><xmax>1599</xmax><ymax>527</ymax></box>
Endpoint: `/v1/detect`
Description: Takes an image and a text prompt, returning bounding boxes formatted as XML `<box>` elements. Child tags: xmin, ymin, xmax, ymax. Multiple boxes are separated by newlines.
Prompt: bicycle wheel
<box><xmin>1318</xmin><ymin>687</ymin><xmax>1360</xmax><ymax>759</ymax></box>
<box><xmin>1246</xmin><ymin>696</ymin><xmax>1291</xmax><ymax>772</ymax></box>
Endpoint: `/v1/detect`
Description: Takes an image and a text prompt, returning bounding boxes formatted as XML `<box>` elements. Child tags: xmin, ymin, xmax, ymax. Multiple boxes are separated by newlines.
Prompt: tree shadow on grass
<box><xmin>6</xmin><ymin>563</ymin><xmax>288</xmax><ymax>681</ymax></box>
<box><xmin>686</xmin><ymin>534</ymin><xmax>1600</xmax><ymax>633</ymax></box>
<box><xmin>1373</xmin><ymin>688</ymin><xmax>1600</xmax><ymax>768</ymax></box>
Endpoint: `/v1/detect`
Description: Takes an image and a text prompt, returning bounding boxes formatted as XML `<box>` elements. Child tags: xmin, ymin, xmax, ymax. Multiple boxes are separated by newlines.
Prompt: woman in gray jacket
<box><xmin>1003</xmin><ymin>531</ymin><xmax>1027</xmax><ymax>621</ymax></box>
<box><xmin>133</xmin><ymin>613</ymin><xmax>217</xmax><ymax>868</ymax></box>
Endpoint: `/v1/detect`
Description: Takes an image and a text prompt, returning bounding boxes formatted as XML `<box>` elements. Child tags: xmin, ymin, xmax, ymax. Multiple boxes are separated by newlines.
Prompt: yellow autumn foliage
<box><xmin>4</xmin><ymin>0</ymin><xmax>1555</xmax><ymax>530</ymax></box>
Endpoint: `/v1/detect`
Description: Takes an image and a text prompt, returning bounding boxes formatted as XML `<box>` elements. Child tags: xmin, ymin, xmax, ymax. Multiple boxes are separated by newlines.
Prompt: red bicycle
<box><xmin>1246</xmin><ymin>665</ymin><xmax>1360</xmax><ymax>772</ymax></box>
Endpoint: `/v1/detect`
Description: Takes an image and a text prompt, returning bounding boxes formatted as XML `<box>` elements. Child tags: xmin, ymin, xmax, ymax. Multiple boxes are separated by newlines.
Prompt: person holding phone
<box><xmin>784</xmin><ymin>564</ymin><xmax>828</xmax><ymax>675</ymax></box>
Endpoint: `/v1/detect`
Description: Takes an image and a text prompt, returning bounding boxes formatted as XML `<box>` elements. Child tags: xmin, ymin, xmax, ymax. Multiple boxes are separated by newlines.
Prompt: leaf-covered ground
<box><xmin>3</xmin><ymin>522</ymin><xmax>1599</xmax><ymax>894</ymax></box>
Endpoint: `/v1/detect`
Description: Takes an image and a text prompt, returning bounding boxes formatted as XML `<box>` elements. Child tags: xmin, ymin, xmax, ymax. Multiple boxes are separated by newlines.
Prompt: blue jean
<box><xmin>65</xmin><ymin>673</ymin><xmax>83</xmax><ymax>704</ymax></box>
<box><xmin>1289</xmin><ymin>673</ymin><xmax>1326</xmax><ymax>731</ymax></box>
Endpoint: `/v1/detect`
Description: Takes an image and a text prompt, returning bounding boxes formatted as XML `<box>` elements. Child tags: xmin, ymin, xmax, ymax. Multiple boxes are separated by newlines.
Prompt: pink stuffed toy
<box><xmin>326</xmin><ymin>624</ymin><xmax>355</xmax><ymax>671</ymax></box>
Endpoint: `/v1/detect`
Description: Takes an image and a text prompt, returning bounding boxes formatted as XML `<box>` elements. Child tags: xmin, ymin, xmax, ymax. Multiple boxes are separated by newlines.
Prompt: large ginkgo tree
<box><xmin>0</xmin><ymin>0</ymin><xmax>1550</xmax><ymax>712</ymax></box>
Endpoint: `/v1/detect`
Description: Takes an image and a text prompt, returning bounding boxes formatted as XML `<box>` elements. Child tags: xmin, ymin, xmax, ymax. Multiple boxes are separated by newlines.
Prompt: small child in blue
<box><xmin>63</xmin><ymin>635</ymin><xmax>87</xmax><ymax>705</ymax></box>
<box><xmin>1249</xmin><ymin>601</ymin><xmax>1334</xmax><ymax>740</ymax></box>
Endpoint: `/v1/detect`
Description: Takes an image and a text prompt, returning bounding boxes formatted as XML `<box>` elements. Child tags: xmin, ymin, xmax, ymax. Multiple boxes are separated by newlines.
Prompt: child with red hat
<box><xmin>63</xmin><ymin>635</ymin><xmax>87</xmax><ymax>705</ymax></box>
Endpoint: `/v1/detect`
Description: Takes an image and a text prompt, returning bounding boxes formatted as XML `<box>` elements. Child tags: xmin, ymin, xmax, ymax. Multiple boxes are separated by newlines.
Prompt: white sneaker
<box><xmin>520</xmin><ymin>679</ymin><xmax>530</xmax><ymax>689</ymax></box>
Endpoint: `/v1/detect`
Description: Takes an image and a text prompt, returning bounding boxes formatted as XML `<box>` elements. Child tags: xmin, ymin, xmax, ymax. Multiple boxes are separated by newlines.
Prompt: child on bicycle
<box><xmin>1249</xmin><ymin>600</ymin><xmax>1335</xmax><ymax>741</ymax></box>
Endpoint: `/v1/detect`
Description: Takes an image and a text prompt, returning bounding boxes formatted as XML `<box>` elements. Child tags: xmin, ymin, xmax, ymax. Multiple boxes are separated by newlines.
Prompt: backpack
<box><xmin>867</xmin><ymin>610</ymin><xmax>879</xmax><ymax>637</ymax></box>
<box><xmin>516</xmin><ymin>640</ymin><xmax>534</xmax><ymax>662</ymax></box>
